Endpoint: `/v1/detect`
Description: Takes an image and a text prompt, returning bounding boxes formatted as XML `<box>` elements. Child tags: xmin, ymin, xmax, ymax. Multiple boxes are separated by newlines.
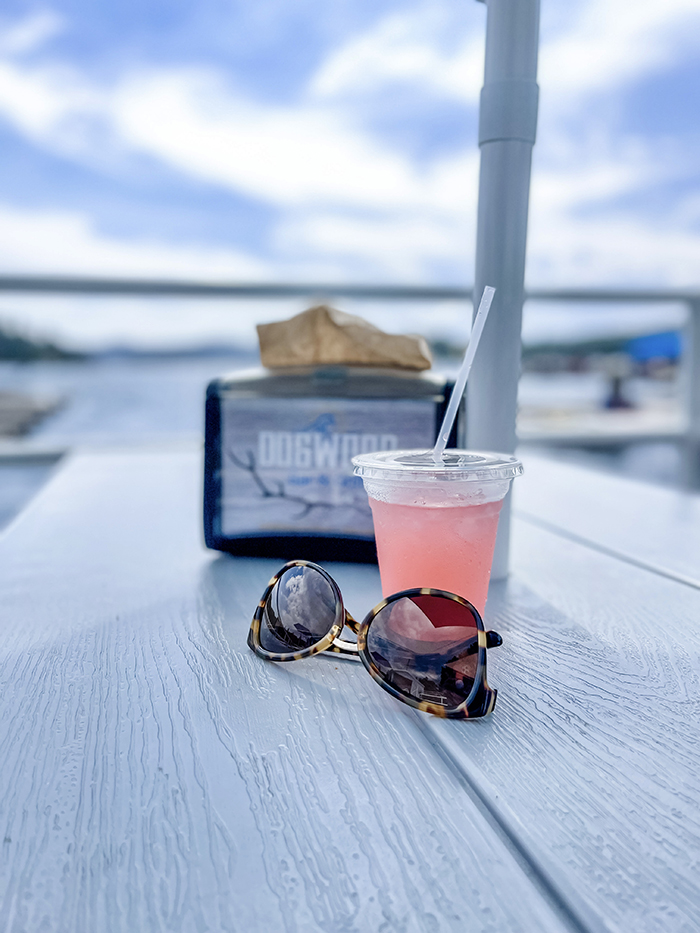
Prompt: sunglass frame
<box><xmin>248</xmin><ymin>560</ymin><xmax>498</xmax><ymax>719</ymax></box>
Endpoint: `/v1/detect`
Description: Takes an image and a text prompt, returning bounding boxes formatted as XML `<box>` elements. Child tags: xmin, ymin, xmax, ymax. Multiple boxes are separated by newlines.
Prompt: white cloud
<box><xmin>524</xmin><ymin>0</ymin><xmax>700</xmax><ymax>292</ymax></box>
<box><xmin>275</xmin><ymin>210</ymin><xmax>474</xmax><ymax>280</ymax></box>
<box><xmin>0</xmin><ymin>23</ymin><xmax>482</xmax><ymax>283</ymax></box>
<box><xmin>0</xmin><ymin>204</ymin><xmax>267</xmax><ymax>279</ymax></box>
<box><xmin>539</xmin><ymin>0</ymin><xmax>700</xmax><ymax>106</ymax></box>
<box><xmin>0</xmin><ymin>13</ymin><xmax>102</xmax><ymax>145</ymax></box>
<box><xmin>309</xmin><ymin>9</ymin><xmax>484</xmax><ymax>105</ymax></box>
<box><xmin>0</xmin><ymin>45</ymin><xmax>478</xmax><ymax>214</ymax></box>
<box><xmin>0</xmin><ymin>59</ymin><xmax>100</xmax><ymax>139</ymax></box>
<box><xmin>0</xmin><ymin>0</ymin><xmax>699</xmax><ymax>345</ymax></box>
<box><xmin>528</xmin><ymin>207</ymin><xmax>700</xmax><ymax>288</ymax></box>
<box><xmin>108</xmin><ymin>68</ymin><xmax>482</xmax><ymax>217</ymax></box>
<box><xmin>0</xmin><ymin>10</ymin><xmax>63</xmax><ymax>56</ymax></box>
<box><xmin>531</xmin><ymin>146</ymin><xmax>660</xmax><ymax>217</ymax></box>
<box><xmin>110</xmin><ymin>69</ymin><xmax>452</xmax><ymax>210</ymax></box>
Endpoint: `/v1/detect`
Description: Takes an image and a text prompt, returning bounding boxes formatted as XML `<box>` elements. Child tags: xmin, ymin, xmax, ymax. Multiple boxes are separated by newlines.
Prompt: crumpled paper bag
<box><xmin>257</xmin><ymin>305</ymin><xmax>432</xmax><ymax>370</ymax></box>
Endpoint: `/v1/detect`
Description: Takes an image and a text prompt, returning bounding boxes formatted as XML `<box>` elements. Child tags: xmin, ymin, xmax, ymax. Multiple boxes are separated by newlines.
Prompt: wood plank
<box><xmin>0</xmin><ymin>462</ymin><xmax>56</xmax><ymax>531</ymax></box>
<box><xmin>421</xmin><ymin>515</ymin><xmax>700</xmax><ymax>933</ymax></box>
<box><xmin>0</xmin><ymin>448</ymin><xmax>568</xmax><ymax>933</ymax></box>
<box><xmin>514</xmin><ymin>453</ymin><xmax>700</xmax><ymax>585</ymax></box>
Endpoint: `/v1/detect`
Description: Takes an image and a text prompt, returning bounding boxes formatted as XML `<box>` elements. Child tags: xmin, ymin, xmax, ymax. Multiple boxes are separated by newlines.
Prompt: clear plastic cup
<box><xmin>352</xmin><ymin>449</ymin><xmax>523</xmax><ymax>614</ymax></box>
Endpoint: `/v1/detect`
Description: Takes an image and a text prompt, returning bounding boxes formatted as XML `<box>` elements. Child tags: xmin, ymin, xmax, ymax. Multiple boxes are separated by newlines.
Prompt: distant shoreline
<box><xmin>0</xmin><ymin>324</ymin><xmax>83</xmax><ymax>362</ymax></box>
<box><xmin>0</xmin><ymin>323</ymin><xmax>257</xmax><ymax>364</ymax></box>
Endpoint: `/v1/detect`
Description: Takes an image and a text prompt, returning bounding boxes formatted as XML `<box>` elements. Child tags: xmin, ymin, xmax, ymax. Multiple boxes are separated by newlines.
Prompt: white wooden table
<box><xmin>1</xmin><ymin>447</ymin><xmax>698</xmax><ymax>933</ymax></box>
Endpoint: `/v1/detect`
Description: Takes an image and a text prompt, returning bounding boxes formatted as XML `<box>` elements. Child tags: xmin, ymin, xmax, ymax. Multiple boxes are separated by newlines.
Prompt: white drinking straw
<box><xmin>432</xmin><ymin>285</ymin><xmax>496</xmax><ymax>463</ymax></box>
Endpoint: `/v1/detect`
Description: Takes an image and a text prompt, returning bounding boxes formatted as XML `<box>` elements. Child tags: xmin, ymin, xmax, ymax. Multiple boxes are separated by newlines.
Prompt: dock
<box><xmin>0</xmin><ymin>390</ymin><xmax>60</xmax><ymax>438</ymax></box>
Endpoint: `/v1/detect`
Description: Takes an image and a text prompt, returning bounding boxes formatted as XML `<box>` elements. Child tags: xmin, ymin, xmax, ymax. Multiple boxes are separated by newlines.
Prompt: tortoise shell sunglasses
<box><xmin>248</xmin><ymin>560</ymin><xmax>503</xmax><ymax>719</ymax></box>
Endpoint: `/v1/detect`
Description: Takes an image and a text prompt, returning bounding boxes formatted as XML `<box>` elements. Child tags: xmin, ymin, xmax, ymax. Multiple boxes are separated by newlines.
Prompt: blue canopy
<box><xmin>625</xmin><ymin>331</ymin><xmax>681</xmax><ymax>363</ymax></box>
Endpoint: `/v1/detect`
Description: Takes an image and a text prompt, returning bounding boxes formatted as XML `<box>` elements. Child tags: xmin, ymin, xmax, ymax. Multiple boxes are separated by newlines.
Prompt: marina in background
<box><xmin>0</xmin><ymin>325</ymin><xmax>685</xmax><ymax>532</ymax></box>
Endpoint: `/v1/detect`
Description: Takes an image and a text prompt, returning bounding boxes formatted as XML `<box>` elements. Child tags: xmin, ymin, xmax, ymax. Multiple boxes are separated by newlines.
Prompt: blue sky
<box><xmin>1</xmin><ymin>0</ymin><xmax>700</xmax><ymax>348</ymax></box>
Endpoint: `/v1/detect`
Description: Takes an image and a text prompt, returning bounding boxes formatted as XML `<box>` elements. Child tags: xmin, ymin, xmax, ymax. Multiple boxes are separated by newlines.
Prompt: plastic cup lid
<box><xmin>352</xmin><ymin>448</ymin><xmax>523</xmax><ymax>483</ymax></box>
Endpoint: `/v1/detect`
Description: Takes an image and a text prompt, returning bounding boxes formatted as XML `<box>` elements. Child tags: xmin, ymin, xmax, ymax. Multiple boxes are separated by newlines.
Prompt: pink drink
<box><xmin>368</xmin><ymin>497</ymin><xmax>503</xmax><ymax>614</ymax></box>
<box><xmin>353</xmin><ymin>449</ymin><xmax>522</xmax><ymax>616</ymax></box>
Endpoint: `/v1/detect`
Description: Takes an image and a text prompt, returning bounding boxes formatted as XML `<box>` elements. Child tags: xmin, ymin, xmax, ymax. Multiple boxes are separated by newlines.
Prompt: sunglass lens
<box><xmin>366</xmin><ymin>595</ymin><xmax>480</xmax><ymax>709</ymax></box>
<box><xmin>260</xmin><ymin>565</ymin><xmax>340</xmax><ymax>654</ymax></box>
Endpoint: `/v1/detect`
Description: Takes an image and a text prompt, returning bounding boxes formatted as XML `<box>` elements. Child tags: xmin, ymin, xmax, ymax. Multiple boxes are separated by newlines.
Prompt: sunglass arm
<box><xmin>343</xmin><ymin>611</ymin><xmax>360</xmax><ymax>635</ymax></box>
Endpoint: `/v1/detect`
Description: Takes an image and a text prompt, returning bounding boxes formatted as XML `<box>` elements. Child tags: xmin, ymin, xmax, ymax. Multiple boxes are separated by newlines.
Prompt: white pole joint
<box><xmin>479</xmin><ymin>81</ymin><xmax>539</xmax><ymax>146</ymax></box>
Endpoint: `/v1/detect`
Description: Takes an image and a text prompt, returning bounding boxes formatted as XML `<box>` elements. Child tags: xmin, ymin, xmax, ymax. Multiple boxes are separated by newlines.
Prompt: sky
<box><xmin>1</xmin><ymin>0</ymin><xmax>700</xmax><ymax>349</ymax></box>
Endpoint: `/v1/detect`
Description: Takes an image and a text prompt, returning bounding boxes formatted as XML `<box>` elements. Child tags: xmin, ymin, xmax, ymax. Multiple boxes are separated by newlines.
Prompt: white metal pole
<box><xmin>468</xmin><ymin>0</ymin><xmax>540</xmax><ymax>579</ymax></box>
<box><xmin>681</xmin><ymin>300</ymin><xmax>700</xmax><ymax>489</ymax></box>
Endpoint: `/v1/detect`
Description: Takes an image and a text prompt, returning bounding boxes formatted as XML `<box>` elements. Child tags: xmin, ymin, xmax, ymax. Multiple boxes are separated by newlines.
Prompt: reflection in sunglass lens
<box><xmin>260</xmin><ymin>565</ymin><xmax>339</xmax><ymax>653</ymax></box>
<box><xmin>366</xmin><ymin>595</ymin><xmax>479</xmax><ymax>709</ymax></box>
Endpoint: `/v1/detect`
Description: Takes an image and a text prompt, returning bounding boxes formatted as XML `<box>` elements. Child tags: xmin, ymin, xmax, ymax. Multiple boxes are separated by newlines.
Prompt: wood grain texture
<box><xmin>0</xmin><ymin>448</ymin><xmax>568</xmax><ymax>933</ymax></box>
<box><xmin>423</xmin><ymin>516</ymin><xmax>700</xmax><ymax>933</ymax></box>
<box><xmin>514</xmin><ymin>453</ymin><xmax>700</xmax><ymax>584</ymax></box>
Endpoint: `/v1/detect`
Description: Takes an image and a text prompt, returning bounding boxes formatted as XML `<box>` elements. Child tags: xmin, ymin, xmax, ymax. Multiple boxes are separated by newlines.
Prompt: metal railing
<box><xmin>1</xmin><ymin>277</ymin><xmax>698</xmax><ymax>486</ymax></box>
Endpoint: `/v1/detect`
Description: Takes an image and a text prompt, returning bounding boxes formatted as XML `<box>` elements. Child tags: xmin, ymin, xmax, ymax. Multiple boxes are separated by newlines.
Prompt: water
<box><xmin>0</xmin><ymin>356</ymin><xmax>684</xmax><ymax>532</ymax></box>
<box><xmin>0</xmin><ymin>354</ymin><xmax>254</xmax><ymax>530</ymax></box>
<box><xmin>0</xmin><ymin>355</ymin><xmax>255</xmax><ymax>447</ymax></box>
